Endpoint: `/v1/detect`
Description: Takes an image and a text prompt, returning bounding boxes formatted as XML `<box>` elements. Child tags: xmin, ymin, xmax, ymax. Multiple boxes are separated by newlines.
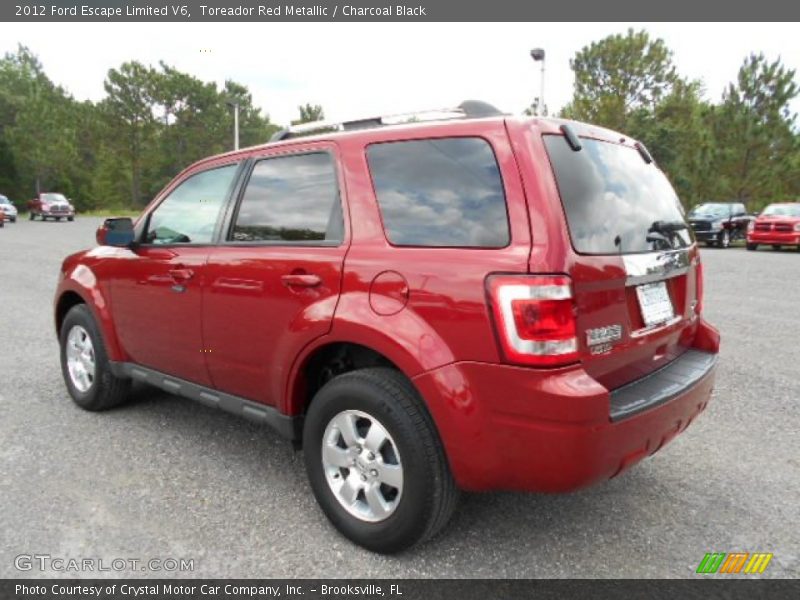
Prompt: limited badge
<box><xmin>586</xmin><ymin>324</ymin><xmax>623</xmax><ymax>347</ymax></box>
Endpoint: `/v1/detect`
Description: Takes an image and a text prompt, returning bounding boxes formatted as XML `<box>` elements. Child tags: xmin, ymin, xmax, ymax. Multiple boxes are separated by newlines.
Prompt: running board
<box><xmin>108</xmin><ymin>362</ymin><xmax>301</xmax><ymax>440</ymax></box>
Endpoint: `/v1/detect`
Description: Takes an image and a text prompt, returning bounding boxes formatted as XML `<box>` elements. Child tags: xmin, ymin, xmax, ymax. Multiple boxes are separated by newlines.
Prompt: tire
<box><xmin>718</xmin><ymin>230</ymin><xmax>731</xmax><ymax>248</ymax></box>
<box><xmin>9</xmin><ymin>217</ymin><xmax>15</xmax><ymax>223</ymax></box>
<box><xmin>772</xmin><ymin>245</ymin><xmax>781</xmax><ymax>250</ymax></box>
<box><xmin>59</xmin><ymin>304</ymin><xmax>131</xmax><ymax>411</ymax></box>
<box><xmin>303</xmin><ymin>367</ymin><xmax>458</xmax><ymax>553</ymax></box>
<box><xmin>29</xmin><ymin>212</ymin><xmax>34</xmax><ymax>221</ymax></box>
<box><xmin>67</xmin><ymin>216</ymin><xmax>74</xmax><ymax>222</ymax></box>
<box><xmin>56</xmin><ymin>216</ymin><xmax>62</xmax><ymax>221</ymax></box>
<box><xmin>746</xmin><ymin>243</ymin><xmax>758</xmax><ymax>251</ymax></box>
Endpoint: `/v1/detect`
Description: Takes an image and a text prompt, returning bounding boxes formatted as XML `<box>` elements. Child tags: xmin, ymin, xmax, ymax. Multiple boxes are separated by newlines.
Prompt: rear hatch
<box><xmin>542</xmin><ymin>132</ymin><xmax>701</xmax><ymax>390</ymax></box>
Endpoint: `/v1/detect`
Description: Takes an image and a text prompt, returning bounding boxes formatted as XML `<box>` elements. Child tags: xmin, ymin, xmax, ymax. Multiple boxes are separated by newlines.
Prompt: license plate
<box><xmin>636</xmin><ymin>281</ymin><xmax>674</xmax><ymax>327</ymax></box>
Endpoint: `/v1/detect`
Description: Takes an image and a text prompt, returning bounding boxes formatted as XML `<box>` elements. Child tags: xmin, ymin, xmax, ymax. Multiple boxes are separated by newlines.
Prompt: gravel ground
<box><xmin>0</xmin><ymin>217</ymin><xmax>798</xmax><ymax>578</ymax></box>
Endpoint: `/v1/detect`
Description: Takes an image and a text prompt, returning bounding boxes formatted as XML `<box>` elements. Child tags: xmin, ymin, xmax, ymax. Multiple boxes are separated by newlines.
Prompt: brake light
<box><xmin>695</xmin><ymin>259</ymin><xmax>704</xmax><ymax>315</ymax></box>
<box><xmin>487</xmin><ymin>275</ymin><xmax>579</xmax><ymax>367</ymax></box>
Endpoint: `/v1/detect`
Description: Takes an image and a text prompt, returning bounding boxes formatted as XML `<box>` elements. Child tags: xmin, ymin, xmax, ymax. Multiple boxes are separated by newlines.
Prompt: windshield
<box><xmin>689</xmin><ymin>203</ymin><xmax>729</xmax><ymax>218</ymax></box>
<box><xmin>762</xmin><ymin>204</ymin><xmax>800</xmax><ymax>217</ymax></box>
<box><xmin>42</xmin><ymin>193</ymin><xmax>67</xmax><ymax>203</ymax></box>
<box><xmin>543</xmin><ymin>135</ymin><xmax>691</xmax><ymax>254</ymax></box>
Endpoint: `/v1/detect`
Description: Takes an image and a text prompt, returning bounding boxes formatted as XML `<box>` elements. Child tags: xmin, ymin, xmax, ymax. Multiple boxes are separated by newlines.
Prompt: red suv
<box><xmin>746</xmin><ymin>202</ymin><xmax>800</xmax><ymax>251</ymax></box>
<box><xmin>54</xmin><ymin>102</ymin><xmax>719</xmax><ymax>553</ymax></box>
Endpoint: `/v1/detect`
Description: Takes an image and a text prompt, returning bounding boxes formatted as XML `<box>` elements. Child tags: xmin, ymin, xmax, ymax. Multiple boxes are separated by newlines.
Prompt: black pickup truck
<box><xmin>687</xmin><ymin>202</ymin><xmax>754</xmax><ymax>248</ymax></box>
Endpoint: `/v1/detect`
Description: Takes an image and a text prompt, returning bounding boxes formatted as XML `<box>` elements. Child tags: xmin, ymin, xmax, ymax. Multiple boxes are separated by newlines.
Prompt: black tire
<box><xmin>746</xmin><ymin>243</ymin><xmax>758</xmax><ymax>251</ymax></box>
<box><xmin>29</xmin><ymin>212</ymin><xmax>34</xmax><ymax>221</ymax></box>
<box><xmin>56</xmin><ymin>216</ymin><xmax>62</xmax><ymax>221</ymax></box>
<box><xmin>59</xmin><ymin>304</ymin><xmax>131</xmax><ymax>411</ymax></box>
<box><xmin>67</xmin><ymin>216</ymin><xmax>74</xmax><ymax>222</ymax></box>
<box><xmin>772</xmin><ymin>245</ymin><xmax>781</xmax><ymax>250</ymax></box>
<box><xmin>9</xmin><ymin>217</ymin><xmax>15</xmax><ymax>223</ymax></box>
<box><xmin>303</xmin><ymin>367</ymin><xmax>458</xmax><ymax>553</ymax></box>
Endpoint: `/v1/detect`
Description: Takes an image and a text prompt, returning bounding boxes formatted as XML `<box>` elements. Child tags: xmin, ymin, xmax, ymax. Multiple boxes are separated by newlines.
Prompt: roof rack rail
<box><xmin>269</xmin><ymin>100</ymin><xmax>505</xmax><ymax>142</ymax></box>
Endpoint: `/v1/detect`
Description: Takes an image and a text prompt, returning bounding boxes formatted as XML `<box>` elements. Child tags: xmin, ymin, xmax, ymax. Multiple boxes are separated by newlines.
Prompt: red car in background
<box><xmin>746</xmin><ymin>202</ymin><xmax>800</xmax><ymax>251</ymax></box>
<box><xmin>28</xmin><ymin>192</ymin><xmax>75</xmax><ymax>221</ymax></box>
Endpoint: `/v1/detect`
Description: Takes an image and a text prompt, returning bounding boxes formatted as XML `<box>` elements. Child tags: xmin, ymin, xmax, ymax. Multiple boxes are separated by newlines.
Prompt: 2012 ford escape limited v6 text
<box><xmin>54</xmin><ymin>102</ymin><xmax>720</xmax><ymax>553</ymax></box>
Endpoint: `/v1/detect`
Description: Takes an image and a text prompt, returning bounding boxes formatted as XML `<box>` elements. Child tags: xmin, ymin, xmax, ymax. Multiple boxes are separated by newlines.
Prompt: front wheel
<box><xmin>772</xmin><ymin>245</ymin><xmax>782</xmax><ymax>250</ymax></box>
<box><xmin>59</xmin><ymin>304</ymin><xmax>131</xmax><ymax>411</ymax></box>
<box><xmin>746</xmin><ymin>243</ymin><xmax>758</xmax><ymax>251</ymax></box>
<box><xmin>67</xmin><ymin>216</ymin><xmax>74</xmax><ymax>222</ymax></box>
<box><xmin>303</xmin><ymin>368</ymin><xmax>458</xmax><ymax>553</ymax></box>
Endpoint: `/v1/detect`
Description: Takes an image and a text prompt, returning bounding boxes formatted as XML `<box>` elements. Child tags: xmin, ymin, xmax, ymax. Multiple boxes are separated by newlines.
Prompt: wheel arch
<box><xmin>286</xmin><ymin>339</ymin><xmax>422</xmax><ymax>418</ymax></box>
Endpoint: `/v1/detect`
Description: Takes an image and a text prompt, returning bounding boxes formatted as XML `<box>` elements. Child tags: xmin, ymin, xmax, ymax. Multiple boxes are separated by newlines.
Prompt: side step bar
<box><xmin>109</xmin><ymin>362</ymin><xmax>301</xmax><ymax>441</ymax></box>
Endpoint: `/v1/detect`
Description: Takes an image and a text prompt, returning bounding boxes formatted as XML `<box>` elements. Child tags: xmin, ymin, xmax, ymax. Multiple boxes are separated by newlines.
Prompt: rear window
<box><xmin>544</xmin><ymin>136</ymin><xmax>691</xmax><ymax>254</ymax></box>
<box><xmin>366</xmin><ymin>137</ymin><xmax>509</xmax><ymax>247</ymax></box>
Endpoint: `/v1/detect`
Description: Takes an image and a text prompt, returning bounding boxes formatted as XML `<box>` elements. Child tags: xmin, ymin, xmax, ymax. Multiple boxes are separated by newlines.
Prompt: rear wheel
<box><xmin>746</xmin><ymin>243</ymin><xmax>758</xmax><ymax>251</ymax></box>
<box><xmin>59</xmin><ymin>304</ymin><xmax>131</xmax><ymax>411</ymax></box>
<box><xmin>303</xmin><ymin>368</ymin><xmax>458</xmax><ymax>553</ymax></box>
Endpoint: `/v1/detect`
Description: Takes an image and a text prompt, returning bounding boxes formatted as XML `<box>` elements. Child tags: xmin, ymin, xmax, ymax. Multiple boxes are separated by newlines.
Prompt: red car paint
<box><xmin>54</xmin><ymin>115</ymin><xmax>719</xmax><ymax>493</ymax></box>
<box><xmin>746</xmin><ymin>202</ymin><xmax>800</xmax><ymax>249</ymax></box>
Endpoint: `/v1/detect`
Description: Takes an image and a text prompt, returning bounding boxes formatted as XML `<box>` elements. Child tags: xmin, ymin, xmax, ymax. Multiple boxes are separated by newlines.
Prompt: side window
<box><xmin>366</xmin><ymin>137</ymin><xmax>509</xmax><ymax>247</ymax></box>
<box><xmin>231</xmin><ymin>152</ymin><xmax>342</xmax><ymax>243</ymax></box>
<box><xmin>146</xmin><ymin>164</ymin><xmax>238</xmax><ymax>245</ymax></box>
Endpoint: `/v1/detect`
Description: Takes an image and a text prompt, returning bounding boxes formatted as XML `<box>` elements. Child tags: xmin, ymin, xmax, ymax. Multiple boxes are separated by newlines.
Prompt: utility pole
<box><xmin>227</xmin><ymin>101</ymin><xmax>240</xmax><ymax>150</ymax></box>
<box><xmin>530</xmin><ymin>48</ymin><xmax>546</xmax><ymax>116</ymax></box>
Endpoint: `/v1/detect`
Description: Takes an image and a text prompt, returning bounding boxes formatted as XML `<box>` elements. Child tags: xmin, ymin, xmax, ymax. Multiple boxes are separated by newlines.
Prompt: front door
<box><xmin>203</xmin><ymin>147</ymin><xmax>347</xmax><ymax>405</ymax></box>
<box><xmin>112</xmin><ymin>162</ymin><xmax>240</xmax><ymax>385</ymax></box>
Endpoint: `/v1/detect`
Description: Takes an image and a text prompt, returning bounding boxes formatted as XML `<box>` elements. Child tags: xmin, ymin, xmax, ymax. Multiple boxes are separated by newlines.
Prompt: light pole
<box><xmin>226</xmin><ymin>100</ymin><xmax>240</xmax><ymax>150</ymax></box>
<box><xmin>530</xmin><ymin>48</ymin><xmax>546</xmax><ymax>116</ymax></box>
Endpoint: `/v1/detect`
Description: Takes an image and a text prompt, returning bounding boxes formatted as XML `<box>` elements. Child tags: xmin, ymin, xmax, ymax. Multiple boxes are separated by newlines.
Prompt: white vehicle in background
<box><xmin>0</xmin><ymin>195</ymin><xmax>18</xmax><ymax>223</ymax></box>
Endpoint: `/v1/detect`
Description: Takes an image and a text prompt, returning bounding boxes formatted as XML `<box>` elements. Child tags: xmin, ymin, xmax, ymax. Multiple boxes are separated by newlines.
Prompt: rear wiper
<box><xmin>649</xmin><ymin>220</ymin><xmax>687</xmax><ymax>234</ymax></box>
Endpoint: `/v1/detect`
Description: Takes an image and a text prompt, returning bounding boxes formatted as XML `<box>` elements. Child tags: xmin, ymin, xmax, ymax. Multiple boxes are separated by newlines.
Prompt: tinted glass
<box><xmin>147</xmin><ymin>164</ymin><xmax>238</xmax><ymax>245</ymax></box>
<box><xmin>366</xmin><ymin>137</ymin><xmax>509</xmax><ymax>247</ymax></box>
<box><xmin>762</xmin><ymin>204</ymin><xmax>800</xmax><ymax>217</ymax></box>
<box><xmin>544</xmin><ymin>136</ymin><xmax>691</xmax><ymax>254</ymax></box>
<box><xmin>689</xmin><ymin>203</ymin><xmax>730</xmax><ymax>218</ymax></box>
<box><xmin>231</xmin><ymin>153</ymin><xmax>342</xmax><ymax>243</ymax></box>
<box><xmin>42</xmin><ymin>193</ymin><xmax>67</xmax><ymax>203</ymax></box>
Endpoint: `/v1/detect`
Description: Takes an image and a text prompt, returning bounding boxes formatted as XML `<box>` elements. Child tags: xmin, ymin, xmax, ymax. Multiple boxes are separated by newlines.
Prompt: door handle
<box><xmin>281</xmin><ymin>273</ymin><xmax>322</xmax><ymax>288</ymax></box>
<box><xmin>168</xmin><ymin>268</ymin><xmax>194</xmax><ymax>282</ymax></box>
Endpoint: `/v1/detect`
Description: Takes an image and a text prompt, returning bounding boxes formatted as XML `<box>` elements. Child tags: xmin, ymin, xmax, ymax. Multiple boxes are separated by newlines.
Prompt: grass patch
<box><xmin>77</xmin><ymin>209</ymin><xmax>142</xmax><ymax>218</ymax></box>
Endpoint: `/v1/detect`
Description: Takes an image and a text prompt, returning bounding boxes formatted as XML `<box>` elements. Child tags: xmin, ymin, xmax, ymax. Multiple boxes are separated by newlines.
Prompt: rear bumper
<box><xmin>413</xmin><ymin>318</ymin><xmax>719</xmax><ymax>493</ymax></box>
<box><xmin>747</xmin><ymin>231</ymin><xmax>800</xmax><ymax>245</ymax></box>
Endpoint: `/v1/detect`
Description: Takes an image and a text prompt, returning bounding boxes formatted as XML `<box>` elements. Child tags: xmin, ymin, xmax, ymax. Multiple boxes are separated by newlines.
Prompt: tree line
<box><xmin>556</xmin><ymin>29</ymin><xmax>799</xmax><ymax>210</ymax></box>
<box><xmin>1</xmin><ymin>30</ymin><xmax>798</xmax><ymax>213</ymax></box>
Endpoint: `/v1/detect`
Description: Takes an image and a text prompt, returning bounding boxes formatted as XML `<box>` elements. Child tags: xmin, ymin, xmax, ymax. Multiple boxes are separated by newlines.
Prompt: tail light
<box><xmin>486</xmin><ymin>275</ymin><xmax>579</xmax><ymax>367</ymax></box>
<box><xmin>695</xmin><ymin>259</ymin><xmax>704</xmax><ymax>315</ymax></box>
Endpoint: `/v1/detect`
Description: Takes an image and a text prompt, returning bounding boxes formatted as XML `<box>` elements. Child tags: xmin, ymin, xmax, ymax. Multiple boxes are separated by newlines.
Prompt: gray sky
<box><xmin>1</xmin><ymin>22</ymin><xmax>798</xmax><ymax>126</ymax></box>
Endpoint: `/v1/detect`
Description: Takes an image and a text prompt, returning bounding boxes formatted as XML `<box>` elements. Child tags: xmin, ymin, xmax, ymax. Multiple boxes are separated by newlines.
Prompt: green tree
<box><xmin>294</xmin><ymin>103</ymin><xmax>324</xmax><ymax>124</ymax></box>
<box><xmin>562</xmin><ymin>29</ymin><xmax>678</xmax><ymax>132</ymax></box>
<box><xmin>103</xmin><ymin>61</ymin><xmax>157</xmax><ymax>206</ymax></box>
<box><xmin>708</xmin><ymin>53</ymin><xmax>799</xmax><ymax>209</ymax></box>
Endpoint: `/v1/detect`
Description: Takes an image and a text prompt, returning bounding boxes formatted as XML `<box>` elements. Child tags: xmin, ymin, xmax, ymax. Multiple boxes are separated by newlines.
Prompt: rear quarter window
<box><xmin>366</xmin><ymin>137</ymin><xmax>509</xmax><ymax>248</ymax></box>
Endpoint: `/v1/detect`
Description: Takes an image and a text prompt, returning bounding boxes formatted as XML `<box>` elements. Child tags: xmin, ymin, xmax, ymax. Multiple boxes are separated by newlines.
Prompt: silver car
<box><xmin>0</xmin><ymin>195</ymin><xmax>17</xmax><ymax>223</ymax></box>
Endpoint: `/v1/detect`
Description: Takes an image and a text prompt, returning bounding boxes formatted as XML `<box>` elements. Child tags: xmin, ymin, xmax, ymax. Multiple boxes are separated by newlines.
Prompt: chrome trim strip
<box><xmin>623</xmin><ymin>248</ymin><xmax>691</xmax><ymax>286</ymax></box>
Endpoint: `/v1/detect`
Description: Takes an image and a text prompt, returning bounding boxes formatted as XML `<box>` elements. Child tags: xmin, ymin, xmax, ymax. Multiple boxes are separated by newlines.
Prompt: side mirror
<box><xmin>96</xmin><ymin>217</ymin><xmax>135</xmax><ymax>247</ymax></box>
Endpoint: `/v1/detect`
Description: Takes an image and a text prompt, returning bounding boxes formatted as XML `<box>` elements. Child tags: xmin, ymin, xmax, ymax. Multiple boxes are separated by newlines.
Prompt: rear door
<box><xmin>540</xmin><ymin>133</ymin><xmax>700</xmax><ymax>390</ymax></box>
<box><xmin>202</xmin><ymin>145</ymin><xmax>347</xmax><ymax>406</ymax></box>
